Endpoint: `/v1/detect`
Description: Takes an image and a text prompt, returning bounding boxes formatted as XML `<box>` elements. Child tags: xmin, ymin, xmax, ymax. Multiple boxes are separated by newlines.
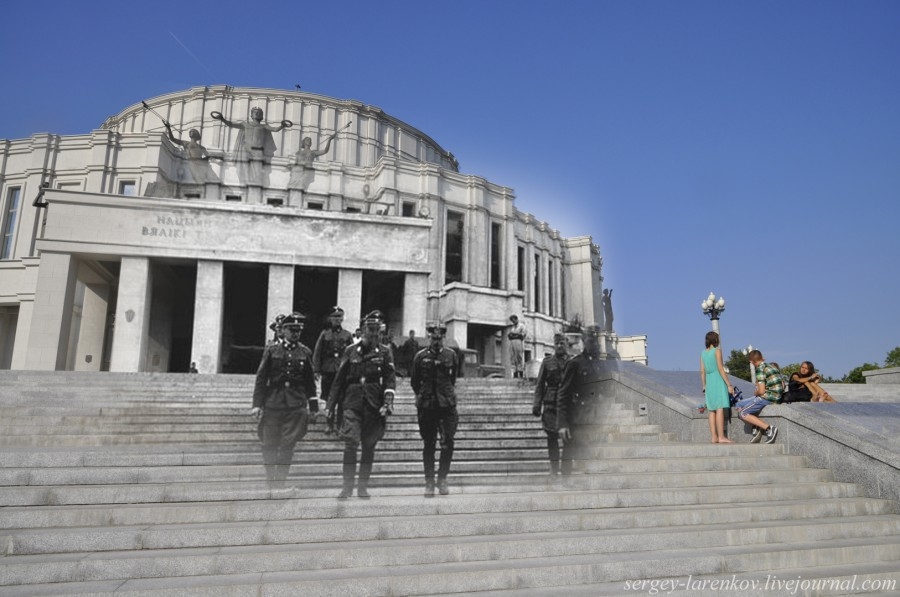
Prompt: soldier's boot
<box><xmin>424</xmin><ymin>477</ymin><xmax>435</xmax><ymax>498</ymax></box>
<box><xmin>437</xmin><ymin>476</ymin><xmax>450</xmax><ymax>496</ymax></box>
<box><xmin>357</xmin><ymin>462</ymin><xmax>373</xmax><ymax>499</ymax></box>
<box><xmin>264</xmin><ymin>465</ymin><xmax>278</xmax><ymax>488</ymax></box>
<box><xmin>338</xmin><ymin>461</ymin><xmax>355</xmax><ymax>500</ymax></box>
<box><xmin>275</xmin><ymin>464</ymin><xmax>291</xmax><ymax>486</ymax></box>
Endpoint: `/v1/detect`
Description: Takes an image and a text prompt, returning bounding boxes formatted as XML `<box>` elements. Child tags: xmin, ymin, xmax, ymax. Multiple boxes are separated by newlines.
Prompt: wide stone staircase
<box><xmin>1</xmin><ymin>371</ymin><xmax>899</xmax><ymax>595</ymax></box>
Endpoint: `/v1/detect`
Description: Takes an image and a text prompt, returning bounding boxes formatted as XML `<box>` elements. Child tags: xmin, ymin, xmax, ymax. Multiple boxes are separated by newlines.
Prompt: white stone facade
<box><xmin>0</xmin><ymin>86</ymin><xmax>641</xmax><ymax>373</ymax></box>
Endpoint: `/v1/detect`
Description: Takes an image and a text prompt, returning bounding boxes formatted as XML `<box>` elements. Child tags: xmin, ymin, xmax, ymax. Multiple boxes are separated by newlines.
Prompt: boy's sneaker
<box><xmin>749</xmin><ymin>428</ymin><xmax>762</xmax><ymax>443</ymax></box>
<box><xmin>763</xmin><ymin>426</ymin><xmax>778</xmax><ymax>444</ymax></box>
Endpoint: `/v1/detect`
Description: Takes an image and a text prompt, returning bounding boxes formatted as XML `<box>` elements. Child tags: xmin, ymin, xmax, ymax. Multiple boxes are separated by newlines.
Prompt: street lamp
<box><xmin>742</xmin><ymin>344</ymin><xmax>756</xmax><ymax>385</ymax></box>
<box><xmin>701</xmin><ymin>291</ymin><xmax>726</xmax><ymax>335</ymax></box>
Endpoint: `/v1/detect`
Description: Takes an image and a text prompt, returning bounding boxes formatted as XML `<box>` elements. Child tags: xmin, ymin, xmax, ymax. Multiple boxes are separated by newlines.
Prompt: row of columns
<box><xmin>22</xmin><ymin>252</ymin><xmax>429</xmax><ymax>373</ymax></box>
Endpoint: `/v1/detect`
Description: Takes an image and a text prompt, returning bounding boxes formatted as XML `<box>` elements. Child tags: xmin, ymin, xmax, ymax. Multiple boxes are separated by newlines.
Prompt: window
<box><xmin>445</xmin><ymin>210</ymin><xmax>464</xmax><ymax>283</ymax></box>
<box><xmin>307</xmin><ymin>201</ymin><xmax>324</xmax><ymax>210</ymax></box>
<box><xmin>402</xmin><ymin>201</ymin><xmax>415</xmax><ymax>217</ymax></box>
<box><xmin>548</xmin><ymin>259</ymin><xmax>555</xmax><ymax>316</ymax></box>
<box><xmin>119</xmin><ymin>181</ymin><xmax>136</xmax><ymax>196</ymax></box>
<box><xmin>534</xmin><ymin>254</ymin><xmax>541</xmax><ymax>312</ymax></box>
<box><xmin>183</xmin><ymin>193</ymin><xmax>201</xmax><ymax>200</ymax></box>
<box><xmin>517</xmin><ymin>246</ymin><xmax>525</xmax><ymax>291</ymax></box>
<box><xmin>345</xmin><ymin>206</ymin><xmax>362</xmax><ymax>213</ymax></box>
<box><xmin>490</xmin><ymin>222</ymin><xmax>501</xmax><ymax>289</ymax></box>
<box><xmin>1</xmin><ymin>187</ymin><xmax>21</xmax><ymax>259</ymax></box>
<box><xmin>225</xmin><ymin>195</ymin><xmax>242</xmax><ymax>202</ymax></box>
<box><xmin>266</xmin><ymin>198</ymin><xmax>284</xmax><ymax>207</ymax></box>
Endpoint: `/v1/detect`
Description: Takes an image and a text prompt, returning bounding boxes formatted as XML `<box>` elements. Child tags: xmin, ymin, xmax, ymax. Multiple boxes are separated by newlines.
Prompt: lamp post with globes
<box><xmin>742</xmin><ymin>344</ymin><xmax>756</xmax><ymax>385</ymax></box>
<box><xmin>700</xmin><ymin>291</ymin><xmax>726</xmax><ymax>336</ymax></box>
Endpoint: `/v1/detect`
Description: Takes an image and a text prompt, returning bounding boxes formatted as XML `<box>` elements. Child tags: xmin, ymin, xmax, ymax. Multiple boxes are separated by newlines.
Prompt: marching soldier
<box><xmin>532</xmin><ymin>333</ymin><xmax>570</xmax><ymax>476</ymax></box>
<box><xmin>313</xmin><ymin>306</ymin><xmax>353</xmax><ymax>414</ymax></box>
<box><xmin>250</xmin><ymin>312</ymin><xmax>316</xmax><ymax>488</ymax></box>
<box><xmin>556</xmin><ymin>325</ymin><xmax>605</xmax><ymax>476</ymax></box>
<box><xmin>410</xmin><ymin>322</ymin><xmax>459</xmax><ymax>497</ymax></box>
<box><xmin>326</xmin><ymin>310</ymin><xmax>396</xmax><ymax>499</ymax></box>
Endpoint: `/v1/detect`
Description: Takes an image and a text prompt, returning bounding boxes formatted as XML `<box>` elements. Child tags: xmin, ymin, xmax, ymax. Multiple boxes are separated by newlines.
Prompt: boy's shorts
<box><xmin>735</xmin><ymin>396</ymin><xmax>771</xmax><ymax>418</ymax></box>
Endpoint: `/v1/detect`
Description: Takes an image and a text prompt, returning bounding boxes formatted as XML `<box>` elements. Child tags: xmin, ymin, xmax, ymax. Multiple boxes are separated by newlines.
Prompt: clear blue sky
<box><xmin>2</xmin><ymin>0</ymin><xmax>898</xmax><ymax>379</ymax></box>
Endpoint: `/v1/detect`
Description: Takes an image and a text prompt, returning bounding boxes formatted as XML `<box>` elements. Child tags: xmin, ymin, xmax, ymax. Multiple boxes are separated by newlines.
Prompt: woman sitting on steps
<box><xmin>787</xmin><ymin>361</ymin><xmax>836</xmax><ymax>402</ymax></box>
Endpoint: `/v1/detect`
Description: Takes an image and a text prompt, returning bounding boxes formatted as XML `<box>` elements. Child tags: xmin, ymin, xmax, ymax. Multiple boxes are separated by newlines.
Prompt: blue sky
<box><xmin>2</xmin><ymin>0</ymin><xmax>898</xmax><ymax>379</ymax></box>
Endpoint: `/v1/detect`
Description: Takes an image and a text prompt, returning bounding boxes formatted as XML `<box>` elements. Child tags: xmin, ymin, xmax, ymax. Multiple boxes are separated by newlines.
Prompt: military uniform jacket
<box><xmin>253</xmin><ymin>341</ymin><xmax>316</xmax><ymax>409</ymax></box>
<box><xmin>313</xmin><ymin>327</ymin><xmax>353</xmax><ymax>374</ymax></box>
<box><xmin>533</xmin><ymin>353</ymin><xmax>568</xmax><ymax>411</ymax></box>
<box><xmin>327</xmin><ymin>343</ymin><xmax>396</xmax><ymax>412</ymax></box>
<box><xmin>411</xmin><ymin>346</ymin><xmax>458</xmax><ymax>410</ymax></box>
<box><xmin>556</xmin><ymin>351</ymin><xmax>605</xmax><ymax>429</ymax></box>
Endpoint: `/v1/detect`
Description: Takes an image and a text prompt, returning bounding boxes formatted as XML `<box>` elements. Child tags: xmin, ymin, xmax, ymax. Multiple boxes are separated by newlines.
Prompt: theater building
<box><xmin>0</xmin><ymin>85</ymin><xmax>645</xmax><ymax>374</ymax></box>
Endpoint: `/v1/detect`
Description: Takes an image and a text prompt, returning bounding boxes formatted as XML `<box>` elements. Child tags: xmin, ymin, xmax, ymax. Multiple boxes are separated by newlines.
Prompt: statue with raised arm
<box><xmin>211</xmin><ymin>107</ymin><xmax>292</xmax><ymax>186</ymax></box>
<box><xmin>288</xmin><ymin>133</ymin><xmax>337</xmax><ymax>191</ymax></box>
<box><xmin>602</xmin><ymin>288</ymin><xmax>614</xmax><ymax>333</ymax></box>
<box><xmin>163</xmin><ymin>123</ymin><xmax>218</xmax><ymax>184</ymax></box>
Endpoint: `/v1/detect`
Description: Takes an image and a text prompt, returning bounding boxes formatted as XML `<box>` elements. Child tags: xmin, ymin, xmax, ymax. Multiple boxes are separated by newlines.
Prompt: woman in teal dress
<box><xmin>700</xmin><ymin>331</ymin><xmax>734</xmax><ymax>443</ymax></box>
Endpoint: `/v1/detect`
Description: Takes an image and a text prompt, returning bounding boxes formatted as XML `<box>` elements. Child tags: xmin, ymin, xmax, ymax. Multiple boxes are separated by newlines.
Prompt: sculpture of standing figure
<box><xmin>289</xmin><ymin>133</ymin><xmax>337</xmax><ymax>190</ymax></box>
<box><xmin>602</xmin><ymin>288</ymin><xmax>614</xmax><ymax>333</ymax></box>
<box><xmin>163</xmin><ymin>123</ymin><xmax>218</xmax><ymax>184</ymax></box>
<box><xmin>211</xmin><ymin>107</ymin><xmax>292</xmax><ymax>187</ymax></box>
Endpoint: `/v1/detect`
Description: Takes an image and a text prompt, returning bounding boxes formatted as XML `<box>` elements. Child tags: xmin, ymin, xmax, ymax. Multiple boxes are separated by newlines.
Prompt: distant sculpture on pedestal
<box><xmin>211</xmin><ymin>108</ymin><xmax>292</xmax><ymax>187</ymax></box>
<box><xmin>289</xmin><ymin>133</ymin><xmax>337</xmax><ymax>191</ymax></box>
<box><xmin>164</xmin><ymin>123</ymin><xmax>219</xmax><ymax>184</ymax></box>
<box><xmin>602</xmin><ymin>288</ymin><xmax>614</xmax><ymax>333</ymax></box>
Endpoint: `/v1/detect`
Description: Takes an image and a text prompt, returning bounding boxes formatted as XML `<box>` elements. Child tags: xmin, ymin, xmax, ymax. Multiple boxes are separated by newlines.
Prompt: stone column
<box><xmin>402</xmin><ymin>273</ymin><xmax>428</xmax><ymax>336</ymax></box>
<box><xmin>445</xmin><ymin>320</ymin><xmax>467</xmax><ymax>356</ymax></box>
<box><xmin>10</xmin><ymin>297</ymin><xmax>34</xmax><ymax>370</ymax></box>
<box><xmin>110</xmin><ymin>257</ymin><xmax>152</xmax><ymax>372</ymax></box>
<box><xmin>24</xmin><ymin>252</ymin><xmax>78</xmax><ymax>370</ymax></box>
<box><xmin>191</xmin><ymin>260</ymin><xmax>224</xmax><ymax>374</ymax></box>
<box><xmin>337</xmin><ymin>269</ymin><xmax>363</xmax><ymax>326</ymax></box>
<box><xmin>74</xmin><ymin>282</ymin><xmax>110</xmax><ymax>371</ymax></box>
<box><xmin>266</xmin><ymin>264</ymin><xmax>294</xmax><ymax>336</ymax></box>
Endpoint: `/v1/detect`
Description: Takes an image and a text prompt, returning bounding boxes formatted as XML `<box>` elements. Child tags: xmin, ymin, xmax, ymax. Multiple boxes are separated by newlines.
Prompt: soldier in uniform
<box><xmin>313</xmin><ymin>306</ymin><xmax>353</xmax><ymax>414</ymax></box>
<box><xmin>250</xmin><ymin>312</ymin><xmax>316</xmax><ymax>488</ymax></box>
<box><xmin>325</xmin><ymin>310</ymin><xmax>396</xmax><ymax>499</ymax></box>
<box><xmin>410</xmin><ymin>322</ymin><xmax>459</xmax><ymax>497</ymax></box>
<box><xmin>532</xmin><ymin>332</ymin><xmax>570</xmax><ymax>476</ymax></box>
<box><xmin>556</xmin><ymin>325</ymin><xmax>604</xmax><ymax>476</ymax></box>
<box><xmin>268</xmin><ymin>313</ymin><xmax>285</xmax><ymax>344</ymax></box>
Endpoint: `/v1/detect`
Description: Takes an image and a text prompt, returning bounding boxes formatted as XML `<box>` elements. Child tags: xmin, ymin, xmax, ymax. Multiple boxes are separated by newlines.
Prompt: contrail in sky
<box><xmin>169</xmin><ymin>31</ymin><xmax>215</xmax><ymax>79</ymax></box>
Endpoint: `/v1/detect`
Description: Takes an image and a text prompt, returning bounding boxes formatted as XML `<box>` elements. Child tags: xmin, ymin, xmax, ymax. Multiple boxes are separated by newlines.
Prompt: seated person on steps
<box><xmin>787</xmin><ymin>361</ymin><xmax>835</xmax><ymax>402</ymax></box>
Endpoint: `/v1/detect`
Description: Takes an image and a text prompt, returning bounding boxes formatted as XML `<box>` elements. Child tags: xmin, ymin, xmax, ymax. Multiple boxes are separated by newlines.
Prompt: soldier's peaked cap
<box><xmin>328</xmin><ymin>306</ymin><xmax>344</xmax><ymax>317</ymax></box>
<box><xmin>281</xmin><ymin>312</ymin><xmax>306</xmax><ymax>327</ymax></box>
<box><xmin>426</xmin><ymin>321</ymin><xmax>448</xmax><ymax>335</ymax></box>
<box><xmin>583</xmin><ymin>324</ymin><xmax>603</xmax><ymax>336</ymax></box>
<box><xmin>361</xmin><ymin>310</ymin><xmax>384</xmax><ymax>325</ymax></box>
<box><xmin>269</xmin><ymin>313</ymin><xmax>286</xmax><ymax>331</ymax></box>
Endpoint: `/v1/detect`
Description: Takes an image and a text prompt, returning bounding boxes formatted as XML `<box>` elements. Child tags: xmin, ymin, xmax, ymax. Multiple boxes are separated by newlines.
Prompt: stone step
<box><xmin>3</xmin><ymin>535</ymin><xmax>899</xmax><ymax>596</ymax></box>
<box><xmin>3</xmin><ymin>490</ymin><xmax>890</xmax><ymax>536</ymax></box>
<box><xmin>0</xmin><ymin>418</ymin><xmax>650</xmax><ymax>435</ymax></box>
<box><xmin>0</xmin><ymin>463</ymin><xmax>832</xmax><ymax>493</ymax></box>
<box><xmin>0</xmin><ymin>447</ymin><xmax>551</xmax><ymax>469</ymax></box>
<box><xmin>2</xmin><ymin>516</ymin><xmax>899</xmax><ymax>588</ymax></box>
<box><xmin>435</xmin><ymin>561</ymin><xmax>900</xmax><ymax>596</ymax></box>
<box><xmin>0</xmin><ymin>480</ymin><xmax>864</xmax><ymax>529</ymax></box>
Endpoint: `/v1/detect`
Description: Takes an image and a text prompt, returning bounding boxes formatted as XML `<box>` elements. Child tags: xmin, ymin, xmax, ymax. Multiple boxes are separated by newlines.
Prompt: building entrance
<box><xmin>222</xmin><ymin>263</ymin><xmax>268</xmax><ymax>373</ymax></box>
